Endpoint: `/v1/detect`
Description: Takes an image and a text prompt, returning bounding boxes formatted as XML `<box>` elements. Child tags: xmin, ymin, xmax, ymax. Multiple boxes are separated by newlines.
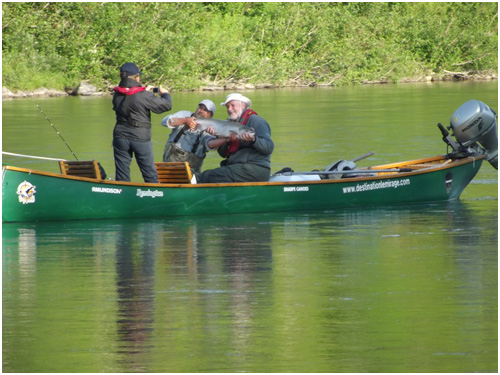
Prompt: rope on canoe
<box><xmin>2</xmin><ymin>151</ymin><xmax>67</xmax><ymax>161</ymax></box>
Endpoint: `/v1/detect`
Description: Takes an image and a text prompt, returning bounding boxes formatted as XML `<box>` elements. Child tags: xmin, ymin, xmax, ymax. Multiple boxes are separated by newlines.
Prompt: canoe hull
<box><xmin>2</xmin><ymin>156</ymin><xmax>484</xmax><ymax>222</ymax></box>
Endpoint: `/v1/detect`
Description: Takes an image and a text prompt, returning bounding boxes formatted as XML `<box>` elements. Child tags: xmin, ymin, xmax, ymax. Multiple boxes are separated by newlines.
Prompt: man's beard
<box><xmin>229</xmin><ymin>110</ymin><xmax>242</xmax><ymax>121</ymax></box>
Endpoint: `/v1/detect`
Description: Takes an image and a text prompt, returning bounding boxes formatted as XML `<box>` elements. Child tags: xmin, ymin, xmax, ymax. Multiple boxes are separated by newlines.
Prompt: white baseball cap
<box><xmin>220</xmin><ymin>93</ymin><xmax>251</xmax><ymax>108</ymax></box>
<box><xmin>199</xmin><ymin>99</ymin><xmax>216</xmax><ymax>114</ymax></box>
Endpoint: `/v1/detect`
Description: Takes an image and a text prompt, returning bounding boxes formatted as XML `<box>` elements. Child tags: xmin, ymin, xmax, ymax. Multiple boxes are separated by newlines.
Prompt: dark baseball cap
<box><xmin>120</xmin><ymin>62</ymin><xmax>142</xmax><ymax>76</ymax></box>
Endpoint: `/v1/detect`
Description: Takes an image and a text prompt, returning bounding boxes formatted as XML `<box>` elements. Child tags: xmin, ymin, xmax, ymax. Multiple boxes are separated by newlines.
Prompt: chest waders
<box><xmin>163</xmin><ymin>125</ymin><xmax>204</xmax><ymax>174</ymax></box>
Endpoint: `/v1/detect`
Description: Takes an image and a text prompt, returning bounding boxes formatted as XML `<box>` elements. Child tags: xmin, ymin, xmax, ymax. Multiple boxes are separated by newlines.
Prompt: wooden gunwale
<box><xmin>3</xmin><ymin>155</ymin><xmax>484</xmax><ymax>188</ymax></box>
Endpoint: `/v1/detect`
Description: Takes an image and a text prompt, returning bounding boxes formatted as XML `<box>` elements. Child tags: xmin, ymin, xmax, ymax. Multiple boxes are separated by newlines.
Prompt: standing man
<box><xmin>200</xmin><ymin>93</ymin><xmax>274</xmax><ymax>183</ymax></box>
<box><xmin>112</xmin><ymin>62</ymin><xmax>172</xmax><ymax>182</ymax></box>
<box><xmin>161</xmin><ymin>99</ymin><xmax>225</xmax><ymax>175</ymax></box>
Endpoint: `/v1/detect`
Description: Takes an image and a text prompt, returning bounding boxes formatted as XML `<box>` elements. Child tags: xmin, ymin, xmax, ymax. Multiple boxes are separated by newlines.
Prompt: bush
<box><xmin>2</xmin><ymin>2</ymin><xmax>497</xmax><ymax>91</ymax></box>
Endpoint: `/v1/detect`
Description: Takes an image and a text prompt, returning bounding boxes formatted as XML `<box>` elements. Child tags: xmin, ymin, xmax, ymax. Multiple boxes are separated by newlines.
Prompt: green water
<box><xmin>2</xmin><ymin>81</ymin><xmax>498</xmax><ymax>372</ymax></box>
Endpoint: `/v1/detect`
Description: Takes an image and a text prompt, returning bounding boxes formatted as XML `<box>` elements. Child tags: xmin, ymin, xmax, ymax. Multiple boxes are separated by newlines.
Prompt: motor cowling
<box><xmin>450</xmin><ymin>100</ymin><xmax>498</xmax><ymax>169</ymax></box>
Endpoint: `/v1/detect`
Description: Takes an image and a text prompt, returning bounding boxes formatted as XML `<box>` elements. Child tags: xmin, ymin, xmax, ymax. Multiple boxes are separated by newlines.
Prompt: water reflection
<box><xmin>2</xmin><ymin>198</ymin><xmax>497</xmax><ymax>372</ymax></box>
<box><xmin>217</xmin><ymin>217</ymin><xmax>273</xmax><ymax>366</ymax></box>
<box><xmin>115</xmin><ymin>222</ymin><xmax>157</xmax><ymax>372</ymax></box>
<box><xmin>151</xmin><ymin>215</ymin><xmax>274</xmax><ymax>372</ymax></box>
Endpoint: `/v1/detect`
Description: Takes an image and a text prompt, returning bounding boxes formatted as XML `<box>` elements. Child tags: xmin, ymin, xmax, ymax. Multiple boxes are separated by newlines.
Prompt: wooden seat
<box><xmin>155</xmin><ymin>162</ymin><xmax>193</xmax><ymax>184</ymax></box>
<box><xmin>59</xmin><ymin>160</ymin><xmax>103</xmax><ymax>180</ymax></box>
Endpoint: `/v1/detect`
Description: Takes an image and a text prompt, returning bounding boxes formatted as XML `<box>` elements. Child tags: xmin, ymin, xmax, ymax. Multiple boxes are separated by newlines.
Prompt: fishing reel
<box><xmin>438</xmin><ymin>99</ymin><xmax>498</xmax><ymax>169</ymax></box>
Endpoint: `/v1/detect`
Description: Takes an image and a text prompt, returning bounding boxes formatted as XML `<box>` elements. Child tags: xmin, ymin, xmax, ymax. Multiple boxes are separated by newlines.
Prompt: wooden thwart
<box><xmin>155</xmin><ymin>162</ymin><xmax>193</xmax><ymax>184</ymax></box>
<box><xmin>59</xmin><ymin>160</ymin><xmax>103</xmax><ymax>179</ymax></box>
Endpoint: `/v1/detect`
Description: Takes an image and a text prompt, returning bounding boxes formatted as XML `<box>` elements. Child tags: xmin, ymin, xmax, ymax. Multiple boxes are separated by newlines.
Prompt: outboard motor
<box><xmin>448</xmin><ymin>100</ymin><xmax>498</xmax><ymax>169</ymax></box>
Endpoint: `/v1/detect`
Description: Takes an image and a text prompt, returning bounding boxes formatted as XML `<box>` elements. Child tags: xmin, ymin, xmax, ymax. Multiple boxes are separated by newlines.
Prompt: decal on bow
<box><xmin>16</xmin><ymin>181</ymin><xmax>37</xmax><ymax>204</ymax></box>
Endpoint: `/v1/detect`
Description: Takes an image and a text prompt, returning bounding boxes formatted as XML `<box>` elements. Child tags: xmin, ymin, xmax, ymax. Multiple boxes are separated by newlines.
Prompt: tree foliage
<box><xmin>2</xmin><ymin>2</ymin><xmax>498</xmax><ymax>91</ymax></box>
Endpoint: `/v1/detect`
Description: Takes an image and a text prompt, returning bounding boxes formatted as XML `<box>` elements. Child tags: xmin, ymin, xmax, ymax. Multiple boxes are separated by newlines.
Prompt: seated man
<box><xmin>161</xmin><ymin>100</ymin><xmax>226</xmax><ymax>175</ymax></box>
<box><xmin>199</xmin><ymin>93</ymin><xmax>274</xmax><ymax>183</ymax></box>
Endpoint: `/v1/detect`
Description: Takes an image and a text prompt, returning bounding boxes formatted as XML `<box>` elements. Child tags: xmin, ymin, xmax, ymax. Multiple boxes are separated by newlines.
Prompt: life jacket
<box><xmin>225</xmin><ymin>109</ymin><xmax>258</xmax><ymax>157</ymax></box>
<box><xmin>113</xmin><ymin>86</ymin><xmax>148</xmax><ymax>128</ymax></box>
<box><xmin>113</xmin><ymin>86</ymin><xmax>146</xmax><ymax>95</ymax></box>
<box><xmin>240</xmin><ymin>109</ymin><xmax>258</xmax><ymax>125</ymax></box>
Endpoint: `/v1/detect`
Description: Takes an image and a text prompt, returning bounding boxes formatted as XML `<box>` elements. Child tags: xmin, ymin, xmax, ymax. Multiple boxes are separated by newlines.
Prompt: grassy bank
<box><xmin>2</xmin><ymin>2</ymin><xmax>498</xmax><ymax>92</ymax></box>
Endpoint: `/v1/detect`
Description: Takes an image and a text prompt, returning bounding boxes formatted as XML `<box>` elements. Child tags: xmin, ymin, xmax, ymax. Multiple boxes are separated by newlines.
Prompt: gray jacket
<box><xmin>218</xmin><ymin>113</ymin><xmax>274</xmax><ymax>169</ymax></box>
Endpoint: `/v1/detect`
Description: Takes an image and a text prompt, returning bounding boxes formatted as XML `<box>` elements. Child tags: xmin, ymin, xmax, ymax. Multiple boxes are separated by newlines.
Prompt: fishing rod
<box><xmin>32</xmin><ymin>98</ymin><xmax>79</xmax><ymax>160</ymax></box>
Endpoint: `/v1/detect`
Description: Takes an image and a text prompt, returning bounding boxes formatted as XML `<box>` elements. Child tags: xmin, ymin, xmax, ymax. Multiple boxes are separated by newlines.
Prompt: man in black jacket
<box><xmin>112</xmin><ymin>62</ymin><xmax>172</xmax><ymax>182</ymax></box>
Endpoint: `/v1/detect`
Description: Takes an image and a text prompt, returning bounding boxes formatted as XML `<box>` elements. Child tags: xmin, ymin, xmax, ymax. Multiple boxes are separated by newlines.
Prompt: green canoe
<box><xmin>2</xmin><ymin>154</ymin><xmax>485</xmax><ymax>222</ymax></box>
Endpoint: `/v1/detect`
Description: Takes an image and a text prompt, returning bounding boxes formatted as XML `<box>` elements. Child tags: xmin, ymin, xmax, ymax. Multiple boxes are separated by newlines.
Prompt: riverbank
<box><xmin>2</xmin><ymin>70</ymin><xmax>497</xmax><ymax>100</ymax></box>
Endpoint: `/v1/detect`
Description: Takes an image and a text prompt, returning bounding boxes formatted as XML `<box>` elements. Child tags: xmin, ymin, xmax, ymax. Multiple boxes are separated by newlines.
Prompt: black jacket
<box><xmin>113</xmin><ymin>78</ymin><xmax>172</xmax><ymax>141</ymax></box>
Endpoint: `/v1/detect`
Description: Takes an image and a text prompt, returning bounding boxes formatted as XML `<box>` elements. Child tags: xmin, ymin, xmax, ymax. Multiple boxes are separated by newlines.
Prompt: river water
<box><xmin>2</xmin><ymin>81</ymin><xmax>498</xmax><ymax>372</ymax></box>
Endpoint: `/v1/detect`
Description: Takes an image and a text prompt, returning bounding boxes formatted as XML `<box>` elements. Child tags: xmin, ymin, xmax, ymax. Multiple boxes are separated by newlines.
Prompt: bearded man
<box><xmin>199</xmin><ymin>93</ymin><xmax>274</xmax><ymax>183</ymax></box>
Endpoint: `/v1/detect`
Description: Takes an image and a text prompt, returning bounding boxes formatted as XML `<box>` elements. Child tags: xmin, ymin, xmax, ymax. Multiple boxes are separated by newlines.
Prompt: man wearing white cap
<box><xmin>199</xmin><ymin>93</ymin><xmax>274</xmax><ymax>183</ymax></box>
<box><xmin>161</xmin><ymin>100</ymin><xmax>228</xmax><ymax>175</ymax></box>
